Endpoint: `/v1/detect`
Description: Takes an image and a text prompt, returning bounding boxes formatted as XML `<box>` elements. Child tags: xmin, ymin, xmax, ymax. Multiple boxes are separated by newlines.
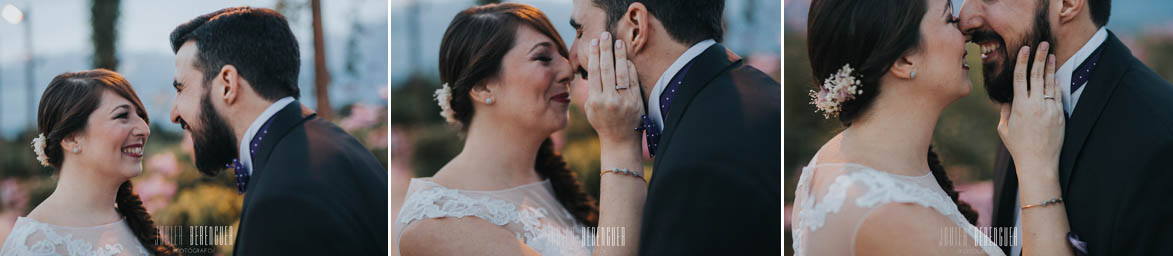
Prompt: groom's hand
<box><xmin>584</xmin><ymin>31</ymin><xmax>644</xmax><ymax>148</ymax></box>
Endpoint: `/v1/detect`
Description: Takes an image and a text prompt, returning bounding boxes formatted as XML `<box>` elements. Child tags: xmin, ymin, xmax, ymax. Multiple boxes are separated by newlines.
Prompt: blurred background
<box><xmin>784</xmin><ymin>0</ymin><xmax>1173</xmax><ymax>254</ymax></box>
<box><xmin>0</xmin><ymin>0</ymin><xmax>387</xmax><ymax>254</ymax></box>
<box><xmin>388</xmin><ymin>0</ymin><xmax>779</xmax><ymax>254</ymax></box>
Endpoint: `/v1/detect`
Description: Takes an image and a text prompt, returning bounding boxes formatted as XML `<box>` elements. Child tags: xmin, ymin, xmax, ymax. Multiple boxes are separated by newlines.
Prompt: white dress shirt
<box><xmin>647</xmin><ymin>39</ymin><xmax>716</xmax><ymax>131</ymax></box>
<box><xmin>1010</xmin><ymin>27</ymin><xmax>1108</xmax><ymax>256</ymax></box>
<box><xmin>238</xmin><ymin>96</ymin><xmax>295</xmax><ymax>175</ymax></box>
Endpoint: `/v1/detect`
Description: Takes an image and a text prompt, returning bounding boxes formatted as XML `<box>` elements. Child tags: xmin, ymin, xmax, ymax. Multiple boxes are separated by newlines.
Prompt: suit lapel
<box><xmin>652</xmin><ymin>44</ymin><xmax>741</xmax><ymax>168</ymax></box>
<box><xmin>1059</xmin><ymin>32</ymin><xmax>1129</xmax><ymax>194</ymax></box>
<box><xmin>245</xmin><ymin>101</ymin><xmax>316</xmax><ymax>193</ymax></box>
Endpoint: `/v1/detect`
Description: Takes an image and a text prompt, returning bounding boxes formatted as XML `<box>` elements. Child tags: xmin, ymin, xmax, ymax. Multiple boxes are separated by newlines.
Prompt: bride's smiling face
<box><xmin>67</xmin><ymin>90</ymin><xmax>151</xmax><ymax>179</ymax></box>
<box><xmin>475</xmin><ymin>24</ymin><xmax>574</xmax><ymax>134</ymax></box>
<box><xmin>907</xmin><ymin>0</ymin><xmax>972</xmax><ymax>101</ymax></box>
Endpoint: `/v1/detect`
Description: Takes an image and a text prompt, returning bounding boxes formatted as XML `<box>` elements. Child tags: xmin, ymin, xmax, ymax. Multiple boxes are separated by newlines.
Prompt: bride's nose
<box><xmin>133</xmin><ymin>116</ymin><xmax>151</xmax><ymax>139</ymax></box>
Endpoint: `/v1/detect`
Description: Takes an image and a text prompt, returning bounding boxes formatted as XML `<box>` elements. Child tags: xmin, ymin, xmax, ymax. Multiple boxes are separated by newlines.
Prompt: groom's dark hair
<box><xmin>591</xmin><ymin>0</ymin><xmax>725</xmax><ymax>45</ymax></box>
<box><xmin>170</xmin><ymin>7</ymin><xmax>300</xmax><ymax>101</ymax></box>
<box><xmin>1088</xmin><ymin>0</ymin><xmax>1111</xmax><ymax>27</ymax></box>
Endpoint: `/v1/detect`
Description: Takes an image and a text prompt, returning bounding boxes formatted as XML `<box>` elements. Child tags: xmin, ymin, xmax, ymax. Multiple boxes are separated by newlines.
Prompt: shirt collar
<box><xmin>647</xmin><ymin>39</ymin><xmax>716</xmax><ymax>130</ymax></box>
<box><xmin>1057</xmin><ymin>27</ymin><xmax>1108</xmax><ymax>115</ymax></box>
<box><xmin>239</xmin><ymin>96</ymin><xmax>295</xmax><ymax>174</ymax></box>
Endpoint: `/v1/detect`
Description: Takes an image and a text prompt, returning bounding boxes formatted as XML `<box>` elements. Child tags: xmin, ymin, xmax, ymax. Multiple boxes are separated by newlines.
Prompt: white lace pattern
<box><xmin>395</xmin><ymin>178</ymin><xmax>592</xmax><ymax>256</ymax></box>
<box><xmin>0</xmin><ymin>217</ymin><xmax>151</xmax><ymax>256</ymax></box>
<box><xmin>791</xmin><ymin>160</ymin><xmax>1005</xmax><ymax>256</ymax></box>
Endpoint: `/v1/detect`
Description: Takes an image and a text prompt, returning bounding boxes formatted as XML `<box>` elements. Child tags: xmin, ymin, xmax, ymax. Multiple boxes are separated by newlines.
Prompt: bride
<box><xmin>395</xmin><ymin>3</ymin><xmax>646</xmax><ymax>255</ymax></box>
<box><xmin>793</xmin><ymin>0</ymin><xmax>1074</xmax><ymax>255</ymax></box>
<box><xmin>0</xmin><ymin>69</ymin><xmax>178</xmax><ymax>255</ymax></box>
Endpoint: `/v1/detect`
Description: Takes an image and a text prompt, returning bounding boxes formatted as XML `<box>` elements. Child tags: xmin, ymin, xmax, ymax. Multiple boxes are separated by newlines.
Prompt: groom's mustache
<box><xmin>969</xmin><ymin>29</ymin><xmax>1005</xmax><ymax>49</ymax></box>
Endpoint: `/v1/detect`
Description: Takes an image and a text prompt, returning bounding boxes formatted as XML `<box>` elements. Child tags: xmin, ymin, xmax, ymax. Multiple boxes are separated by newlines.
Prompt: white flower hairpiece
<box><xmin>30</xmin><ymin>133</ymin><xmax>50</xmax><ymax>167</ymax></box>
<box><xmin>809</xmin><ymin>64</ymin><xmax>865</xmax><ymax>118</ymax></box>
<box><xmin>434</xmin><ymin>83</ymin><xmax>458</xmax><ymax>124</ymax></box>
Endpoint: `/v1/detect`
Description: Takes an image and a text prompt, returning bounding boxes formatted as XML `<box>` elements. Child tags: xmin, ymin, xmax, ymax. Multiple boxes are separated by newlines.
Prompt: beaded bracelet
<box><xmin>601</xmin><ymin>168</ymin><xmax>644</xmax><ymax>181</ymax></box>
<box><xmin>1022</xmin><ymin>197</ymin><xmax>1064</xmax><ymax>209</ymax></box>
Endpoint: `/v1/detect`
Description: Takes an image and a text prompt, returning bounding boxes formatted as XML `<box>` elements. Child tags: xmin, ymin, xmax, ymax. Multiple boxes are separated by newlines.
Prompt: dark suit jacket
<box><xmin>638</xmin><ymin>44</ymin><xmax>781</xmax><ymax>255</ymax></box>
<box><xmin>233</xmin><ymin>102</ymin><xmax>388</xmax><ymax>255</ymax></box>
<box><xmin>991</xmin><ymin>31</ymin><xmax>1173</xmax><ymax>255</ymax></box>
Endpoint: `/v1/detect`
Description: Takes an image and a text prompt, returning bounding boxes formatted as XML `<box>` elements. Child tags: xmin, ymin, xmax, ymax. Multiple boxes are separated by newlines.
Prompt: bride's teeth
<box><xmin>122</xmin><ymin>147</ymin><xmax>142</xmax><ymax>155</ymax></box>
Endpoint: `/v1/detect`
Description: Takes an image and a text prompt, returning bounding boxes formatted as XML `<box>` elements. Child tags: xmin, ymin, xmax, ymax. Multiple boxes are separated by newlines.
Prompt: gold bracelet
<box><xmin>1022</xmin><ymin>197</ymin><xmax>1063</xmax><ymax>209</ymax></box>
<box><xmin>601</xmin><ymin>168</ymin><xmax>644</xmax><ymax>181</ymax></box>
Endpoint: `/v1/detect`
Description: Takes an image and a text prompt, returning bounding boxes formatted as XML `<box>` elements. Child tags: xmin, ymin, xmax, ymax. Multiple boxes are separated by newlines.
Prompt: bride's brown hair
<box><xmin>807</xmin><ymin>0</ymin><xmax>978</xmax><ymax>224</ymax></box>
<box><xmin>36</xmin><ymin>69</ymin><xmax>179</xmax><ymax>254</ymax></box>
<box><xmin>437</xmin><ymin>3</ymin><xmax>599</xmax><ymax>227</ymax></box>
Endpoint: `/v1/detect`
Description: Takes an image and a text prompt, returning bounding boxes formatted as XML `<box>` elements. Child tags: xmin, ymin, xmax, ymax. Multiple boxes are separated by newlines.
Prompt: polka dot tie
<box><xmin>1070</xmin><ymin>45</ymin><xmax>1106</xmax><ymax>95</ymax></box>
<box><xmin>639</xmin><ymin>62</ymin><xmax>693</xmax><ymax>157</ymax></box>
<box><xmin>229</xmin><ymin>118</ymin><xmax>276</xmax><ymax>194</ymax></box>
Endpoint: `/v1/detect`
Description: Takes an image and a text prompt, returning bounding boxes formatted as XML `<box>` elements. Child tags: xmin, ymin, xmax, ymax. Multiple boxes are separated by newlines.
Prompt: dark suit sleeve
<box><xmin>235</xmin><ymin>190</ymin><xmax>343</xmax><ymax>255</ymax></box>
<box><xmin>639</xmin><ymin>161</ymin><xmax>779</xmax><ymax>255</ymax></box>
<box><xmin>234</xmin><ymin>118</ymin><xmax>387</xmax><ymax>255</ymax></box>
<box><xmin>638</xmin><ymin>65</ymin><xmax>781</xmax><ymax>255</ymax></box>
<box><xmin>1108</xmin><ymin>140</ymin><xmax>1173</xmax><ymax>255</ymax></box>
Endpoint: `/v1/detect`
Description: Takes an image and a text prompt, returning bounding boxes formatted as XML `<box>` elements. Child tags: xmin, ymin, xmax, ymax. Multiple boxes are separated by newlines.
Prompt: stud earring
<box><xmin>910</xmin><ymin>70</ymin><xmax>917</xmax><ymax>79</ymax></box>
<box><xmin>486</xmin><ymin>98</ymin><xmax>494</xmax><ymax>105</ymax></box>
<box><xmin>73</xmin><ymin>147</ymin><xmax>79</xmax><ymax>153</ymax></box>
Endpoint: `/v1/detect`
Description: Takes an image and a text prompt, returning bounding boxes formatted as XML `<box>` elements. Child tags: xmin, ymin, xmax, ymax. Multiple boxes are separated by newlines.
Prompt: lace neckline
<box><xmin>17</xmin><ymin>216</ymin><xmax>127</xmax><ymax>230</ymax></box>
<box><xmin>412</xmin><ymin>177</ymin><xmax>551</xmax><ymax>193</ymax></box>
<box><xmin>806</xmin><ymin>163</ymin><xmax>933</xmax><ymax>178</ymax></box>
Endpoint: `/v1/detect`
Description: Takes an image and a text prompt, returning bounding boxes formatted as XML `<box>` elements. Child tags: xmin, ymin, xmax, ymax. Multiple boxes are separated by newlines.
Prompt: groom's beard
<box><xmin>981</xmin><ymin>1</ymin><xmax>1056</xmax><ymax>103</ymax></box>
<box><xmin>191</xmin><ymin>91</ymin><xmax>239</xmax><ymax>176</ymax></box>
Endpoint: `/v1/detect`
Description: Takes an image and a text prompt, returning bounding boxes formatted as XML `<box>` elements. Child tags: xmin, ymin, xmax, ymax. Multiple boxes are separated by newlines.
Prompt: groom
<box><xmin>571</xmin><ymin>0</ymin><xmax>781</xmax><ymax>254</ymax></box>
<box><xmin>167</xmin><ymin>7</ymin><xmax>387</xmax><ymax>254</ymax></box>
<box><xmin>961</xmin><ymin>0</ymin><xmax>1173</xmax><ymax>254</ymax></box>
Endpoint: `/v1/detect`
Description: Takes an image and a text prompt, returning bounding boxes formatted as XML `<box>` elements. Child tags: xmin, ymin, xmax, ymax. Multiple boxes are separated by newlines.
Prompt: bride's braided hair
<box><xmin>807</xmin><ymin>0</ymin><xmax>978</xmax><ymax>224</ymax></box>
<box><xmin>36</xmin><ymin>70</ymin><xmax>179</xmax><ymax>254</ymax></box>
<box><xmin>436</xmin><ymin>3</ymin><xmax>599</xmax><ymax>227</ymax></box>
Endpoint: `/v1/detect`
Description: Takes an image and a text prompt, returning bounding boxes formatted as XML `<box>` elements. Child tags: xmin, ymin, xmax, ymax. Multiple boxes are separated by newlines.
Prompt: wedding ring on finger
<box><xmin>1043</xmin><ymin>95</ymin><xmax>1055</xmax><ymax>100</ymax></box>
<box><xmin>615</xmin><ymin>85</ymin><xmax>628</xmax><ymax>90</ymax></box>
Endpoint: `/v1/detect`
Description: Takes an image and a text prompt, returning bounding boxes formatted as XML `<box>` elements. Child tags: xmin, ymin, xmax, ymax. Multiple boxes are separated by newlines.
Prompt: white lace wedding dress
<box><xmin>395</xmin><ymin>178</ymin><xmax>593</xmax><ymax>255</ymax></box>
<box><xmin>0</xmin><ymin>217</ymin><xmax>151</xmax><ymax>256</ymax></box>
<box><xmin>791</xmin><ymin>151</ymin><xmax>1005</xmax><ymax>256</ymax></box>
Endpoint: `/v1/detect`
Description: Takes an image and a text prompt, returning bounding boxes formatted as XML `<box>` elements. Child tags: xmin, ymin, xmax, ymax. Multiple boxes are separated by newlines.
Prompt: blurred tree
<box><xmin>91</xmin><ymin>0</ymin><xmax>119</xmax><ymax>70</ymax></box>
<box><xmin>1141</xmin><ymin>34</ymin><xmax>1173</xmax><ymax>81</ymax></box>
<box><xmin>311</xmin><ymin>0</ymin><xmax>334</xmax><ymax>120</ymax></box>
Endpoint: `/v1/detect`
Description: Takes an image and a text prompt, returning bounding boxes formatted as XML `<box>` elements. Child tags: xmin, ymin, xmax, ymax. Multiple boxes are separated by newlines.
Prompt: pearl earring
<box><xmin>486</xmin><ymin>98</ymin><xmax>494</xmax><ymax>105</ymax></box>
<box><xmin>910</xmin><ymin>71</ymin><xmax>917</xmax><ymax>79</ymax></box>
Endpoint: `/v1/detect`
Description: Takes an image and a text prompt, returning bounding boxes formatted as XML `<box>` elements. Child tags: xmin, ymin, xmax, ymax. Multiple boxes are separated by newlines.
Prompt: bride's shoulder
<box><xmin>854</xmin><ymin>202</ymin><xmax>976</xmax><ymax>255</ymax></box>
<box><xmin>398</xmin><ymin>214</ymin><xmax>537</xmax><ymax>255</ymax></box>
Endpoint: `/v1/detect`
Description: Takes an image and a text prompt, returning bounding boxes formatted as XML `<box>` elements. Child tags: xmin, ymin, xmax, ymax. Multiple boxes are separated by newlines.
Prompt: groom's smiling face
<box><xmin>170</xmin><ymin>40</ymin><xmax>241</xmax><ymax>176</ymax></box>
<box><xmin>959</xmin><ymin>0</ymin><xmax>1056</xmax><ymax>103</ymax></box>
<box><xmin>568</xmin><ymin>0</ymin><xmax>610</xmax><ymax>84</ymax></box>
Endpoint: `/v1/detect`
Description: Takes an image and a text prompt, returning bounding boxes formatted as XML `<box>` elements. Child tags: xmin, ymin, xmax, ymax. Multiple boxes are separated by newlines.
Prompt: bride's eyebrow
<box><xmin>529</xmin><ymin>42</ymin><xmax>553</xmax><ymax>54</ymax></box>
<box><xmin>109</xmin><ymin>104</ymin><xmax>130</xmax><ymax>115</ymax></box>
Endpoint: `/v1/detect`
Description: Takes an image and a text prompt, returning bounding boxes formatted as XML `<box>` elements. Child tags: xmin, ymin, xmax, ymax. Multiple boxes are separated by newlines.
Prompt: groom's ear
<box><xmin>889</xmin><ymin>54</ymin><xmax>917</xmax><ymax>80</ymax></box>
<box><xmin>217</xmin><ymin>65</ymin><xmax>242</xmax><ymax>106</ymax></box>
<box><xmin>620</xmin><ymin>2</ymin><xmax>651</xmax><ymax>54</ymax></box>
<box><xmin>1057</xmin><ymin>0</ymin><xmax>1084</xmax><ymax>25</ymax></box>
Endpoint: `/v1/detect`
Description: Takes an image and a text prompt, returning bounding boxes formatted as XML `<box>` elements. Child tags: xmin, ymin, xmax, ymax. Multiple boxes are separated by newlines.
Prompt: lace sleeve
<box><xmin>792</xmin><ymin>164</ymin><xmax>1003</xmax><ymax>256</ymax></box>
<box><xmin>0</xmin><ymin>217</ymin><xmax>151</xmax><ymax>256</ymax></box>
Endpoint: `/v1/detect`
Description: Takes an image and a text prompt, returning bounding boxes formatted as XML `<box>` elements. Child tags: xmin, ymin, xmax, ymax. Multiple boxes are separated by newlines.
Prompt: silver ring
<box><xmin>1043</xmin><ymin>95</ymin><xmax>1055</xmax><ymax>100</ymax></box>
<box><xmin>615</xmin><ymin>85</ymin><xmax>628</xmax><ymax>90</ymax></box>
